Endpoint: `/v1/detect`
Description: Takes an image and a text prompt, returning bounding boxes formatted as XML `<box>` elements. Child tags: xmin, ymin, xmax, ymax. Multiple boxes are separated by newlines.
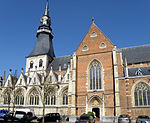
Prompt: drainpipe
<box><xmin>112</xmin><ymin>46</ymin><xmax>117</xmax><ymax>119</ymax></box>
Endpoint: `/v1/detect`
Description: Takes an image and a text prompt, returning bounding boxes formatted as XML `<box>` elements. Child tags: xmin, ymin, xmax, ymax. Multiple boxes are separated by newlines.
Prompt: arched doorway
<box><xmin>88</xmin><ymin>95</ymin><xmax>103</xmax><ymax>121</ymax></box>
<box><xmin>92</xmin><ymin>107</ymin><xmax>100</xmax><ymax>120</ymax></box>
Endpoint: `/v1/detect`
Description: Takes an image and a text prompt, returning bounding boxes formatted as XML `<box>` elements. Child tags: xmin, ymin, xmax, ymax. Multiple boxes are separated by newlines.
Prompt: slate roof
<box><xmin>128</xmin><ymin>66</ymin><xmax>150</xmax><ymax>77</ymax></box>
<box><xmin>119</xmin><ymin>45</ymin><xmax>150</xmax><ymax>65</ymax></box>
<box><xmin>48</xmin><ymin>56</ymin><xmax>71</xmax><ymax>71</ymax></box>
<box><xmin>28</xmin><ymin>32</ymin><xmax>55</xmax><ymax>58</ymax></box>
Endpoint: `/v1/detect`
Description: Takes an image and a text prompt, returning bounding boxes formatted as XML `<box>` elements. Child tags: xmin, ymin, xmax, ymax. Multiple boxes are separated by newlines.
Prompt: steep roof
<box><xmin>28</xmin><ymin>33</ymin><xmax>55</xmax><ymax>58</ymax></box>
<box><xmin>119</xmin><ymin>44</ymin><xmax>150</xmax><ymax>64</ymax></box>
<box><xmin>27</xmin><ymin>0</ymin><xmax>55</xmax><ymax>58</ymax></box>
<box><xmin>76</xmin><ymin>22</ymin><xmax>114</xmax><ymax>56</ymax></box>
<box><xmin>48</xmin><ymin>56</ymin><xmax>71</xmax><ymax>71</ymax></box>
<box><xmin>128</xmin><ymin>66</ymin><xmax>150</xmax><ymax>77</ymax></box>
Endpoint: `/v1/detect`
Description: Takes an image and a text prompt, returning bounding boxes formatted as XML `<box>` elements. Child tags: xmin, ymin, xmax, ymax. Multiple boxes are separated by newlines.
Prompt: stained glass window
<box><xmin>134</xmin><ymin>82</ymin><xmax>150</xmax><ymax>106</ymax></box>
<box><xmin>90</xmin><ymin>61</ymin><xmax>102</xmax><ymax>90</ymax></box>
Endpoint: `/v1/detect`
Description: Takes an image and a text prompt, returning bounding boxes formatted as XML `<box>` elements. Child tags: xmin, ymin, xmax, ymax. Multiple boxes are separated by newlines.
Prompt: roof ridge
<box><xmin>119</xmin><ymin>44</ymin><xmax>150</xmax><ymax>50</ymax></box>
<box><xmin>55</xmin><ymin>55</ymin><xmax>71</xmax><ymax>59</ymax></box>
<box><xmin>129</xmin><ymin>66</ymin><xmax>150</xmax><ymax>69</ymax></box>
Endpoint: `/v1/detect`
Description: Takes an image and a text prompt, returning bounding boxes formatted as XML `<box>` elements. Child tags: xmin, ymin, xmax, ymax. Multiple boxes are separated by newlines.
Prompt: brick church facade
<box><xmin>0</xmin><ymin>1</ymin><xmax>150</xmax><ymax>122</ymax></box>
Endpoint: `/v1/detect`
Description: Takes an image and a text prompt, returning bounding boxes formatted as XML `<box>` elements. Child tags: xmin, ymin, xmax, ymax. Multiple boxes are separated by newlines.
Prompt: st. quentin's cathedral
<box><xmin>0</xmin><ymin>0</ymin><xmax>150</xmax><ymax>122</ymax></box>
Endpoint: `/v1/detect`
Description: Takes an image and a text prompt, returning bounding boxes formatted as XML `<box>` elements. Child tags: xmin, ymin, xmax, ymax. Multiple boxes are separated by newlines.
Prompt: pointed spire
<box><xmin>44</xmin><ymin>0</ymin><xmax>49</xmax><ymax>16</ymax></box>
<box><xmin>40</xmin><ymin>0</ymin><xmax>51</xmax><ymax>26</ymax></box>
<box><xmin>28</xmin><ymin>0</ymin><xmax>55</xmax><ymax>59</ymax></box>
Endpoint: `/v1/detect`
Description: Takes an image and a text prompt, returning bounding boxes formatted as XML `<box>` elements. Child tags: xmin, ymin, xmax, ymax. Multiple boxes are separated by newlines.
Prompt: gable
<box><xmin>46</xmin><ymin>70</ymin><xmax>58</xmax><ymax>83</ymax></box>
<box><xmin>4</xmin><ymin>74</ymin><xmax>13</xmax><ymax>87</ymax></box>
<box><xmin>76</xmin><ymin>23</ymin><xmax>114</xmax><ymax>56</ymax></box>
<box><xmin>29</xmin><ymin>72</ymin><xmax>41</xmax><ymax>85</ymax></box>
<box><xmin>16</xmin><ymin>73</ymin><xmax>27</xmax><ymax>87</ymax></box>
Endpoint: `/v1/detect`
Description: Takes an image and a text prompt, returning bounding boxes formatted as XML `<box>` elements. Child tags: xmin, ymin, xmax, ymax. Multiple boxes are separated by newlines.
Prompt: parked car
<box><xmin>118</xmin><ymin>115</ymin><xmax>131</xmax><ymax>123</ymax></box>
<box><xmin>136</xmin><ymin>115</ymin><xmax>150</xmax><ymax>123</ymax></box>
<box><xmin>14</xmin><ymin>109</ymin><xmax>36</xmax><ymax>122</ymax></box>
<box><xmin>3</xmin><ymin>111</ymin><xmax>14</xmax><ymax>121</ymax></box>
<box><xmin>0</xmin><ymin>109</ymin><xmax>8</xmax><ymax>120</ymax></box>
<box><xmin>75</xmin><ymin>114</ymin><xmax>95</xmax><ymax>123</ymax></box>
<box><xmin>37</xmin><ymin>113</ymin><xmax>61</xmax><ymax>122</ymax></box>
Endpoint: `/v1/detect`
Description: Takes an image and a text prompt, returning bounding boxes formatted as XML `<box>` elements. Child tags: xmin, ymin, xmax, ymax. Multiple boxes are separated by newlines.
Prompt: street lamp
<box><xmin>42</xmin><ymin>70</ymin><xmax>48</xmax><ymax>123</ymax></box>
<box><xmin>12</xmin><ymin>70</ymin><xmax>17</xmax><ymax>113</ymax></box>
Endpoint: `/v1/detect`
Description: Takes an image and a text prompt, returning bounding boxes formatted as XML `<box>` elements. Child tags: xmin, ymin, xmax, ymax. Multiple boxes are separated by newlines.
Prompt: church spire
<box><xmin>28</xmin><ymin>0</ymin><xmax>55</xmax><ymax>59</ymax></box>
<box><xmin>44</xmin><ymin>0</ymin><xmax>49</xmax><ymax>16</ymax></box>
<box><xmin>40</xmin><ymin>0</ymin><xmax>51</xmax><ymax>26</ymax></box>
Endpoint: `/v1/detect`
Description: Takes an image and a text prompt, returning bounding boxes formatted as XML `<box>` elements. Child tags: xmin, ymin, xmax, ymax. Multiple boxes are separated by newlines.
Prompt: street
<box><xmin>0</xmin><ymin>119</ymin><xmax>108</xmax><ymax>123</ymax></box>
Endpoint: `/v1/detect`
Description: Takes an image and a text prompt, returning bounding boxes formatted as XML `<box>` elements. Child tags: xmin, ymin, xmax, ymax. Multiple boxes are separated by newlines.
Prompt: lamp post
<box><xmin>7</xmin><ymin>92</ymin><xmax>10</xmax><ymax>112</ymax></box>
<box><xmin>42</xmin><ymin>81</ymin><xmax>46</xmax><ymax>123</ymax></box>
<box><xmin>12</xmin><ymin>70</ymin><xmax>17</xmax><ymax>113</ymax></box>
<box><xmin>42</xmin><ymin>71</ymin><xmax>48</xmax><ymax>123</ymax></box>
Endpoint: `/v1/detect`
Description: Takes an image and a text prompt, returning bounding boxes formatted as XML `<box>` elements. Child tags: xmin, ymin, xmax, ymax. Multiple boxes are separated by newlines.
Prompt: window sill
<box><xmin>133</xmin><ymin>106</ymin><xmax>150</xmax><ymax>108</ymax></box>
<box><xmin>87</xmin><ymin>89</ymin><xmax>104</xmax><ymax>93</ymax></box>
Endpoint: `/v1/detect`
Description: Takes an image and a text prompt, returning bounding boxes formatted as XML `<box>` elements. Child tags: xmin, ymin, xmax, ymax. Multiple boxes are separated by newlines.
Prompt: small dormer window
<box><xmin>135</xmin><ymin>68</ymin><xmax>143</xmax><ymax>76</ymax></box>
<box><xmin>39</xmin><ymin>59</ymin><xmax>43</xmax><ymax>67</ymax></box>
<box><xmin>63</xmin><ymin>64</ymin><xmax>67</xmax><ymax>69</ymax></box>
<box><xmin>100</xmin><ymin>43</ymin><xmax>106</xmax><ymax>49</ymax></box>
<box><xmin>82</xmin><ymin>45</ymin><xmax>88</xmax><ymax>51</ymax></box>
<box><xmin>90</xmin><ymin>32</ymin><xmax>97</xmax><ymax>37</ymax></box>
<box><xmin>30</xmin><ymin>61</ymin><xmax>33</xmax><ymax>69</ymax></box>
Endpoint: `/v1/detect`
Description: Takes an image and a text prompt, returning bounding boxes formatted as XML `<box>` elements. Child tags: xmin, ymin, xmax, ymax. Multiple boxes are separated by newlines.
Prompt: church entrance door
<box><xmin>92</xmin><ymin>107</ymin><xmax>100</xmax><ymax>120</ymax></box>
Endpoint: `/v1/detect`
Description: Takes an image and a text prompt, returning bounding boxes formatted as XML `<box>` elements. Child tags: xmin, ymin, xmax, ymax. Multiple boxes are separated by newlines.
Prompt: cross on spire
<box><xmin>44</xmin><ymin>0</ymin><xmax>49</xmax><ymax>16</ymax></box>
<box><xmin>92</xmin><ymin>17</ymin><xmax>95</xmax><ymax>24</ymax></box>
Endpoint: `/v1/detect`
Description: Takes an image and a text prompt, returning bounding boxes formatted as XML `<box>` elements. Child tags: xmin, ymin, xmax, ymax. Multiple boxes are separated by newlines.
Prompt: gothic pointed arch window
<box><xmin>4</xmin><ymin>92</ymin><xmax>11</xmax><ymax>105</ymax></box>
<box><xmin>15</xmin><ymin>89</ymin><xmax>24</xmax><ymax>105</ymax></box>
<box><xmin>62</xmin><ymin>89</ymin><xmax>68</xmax><ymax>105</ymax></box>
<box><xmin>39</xmin><ymin>59</ymin><xmax>43</xmax><ymax>67</ymax></box>
<box><xmin>134</xmin><ymin>82</ymin><xmax>150</xmax><ymax>106</ymax></box>
<box><xmin>29</xmin><ymin>89</ymin><xmax>39</xmax><ymax>105</ymax></box>
<box><xmin>45</xmin><ymin>90</ymin><xmax>56</xmax><ymax>105</ymax></box>
<box><xmin>89</xmin><ymin>60</ymin><xmax>102</xmax><ymax>90</ymax></box>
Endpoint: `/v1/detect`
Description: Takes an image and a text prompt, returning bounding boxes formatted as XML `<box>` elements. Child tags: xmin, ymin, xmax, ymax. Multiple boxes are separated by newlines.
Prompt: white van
<box><xmin>14</xmin><ymin>108</ymin><xmax>36</xmax><ymax>122</ymax></box>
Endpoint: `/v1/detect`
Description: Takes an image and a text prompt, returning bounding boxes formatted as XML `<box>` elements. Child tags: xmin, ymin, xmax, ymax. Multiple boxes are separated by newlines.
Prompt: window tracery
<box><xmin>134</xmin><ymin>82</ymin><xmax>150</xmax><ymax>106</ymax></box>
<box><xmin>62</xmin><ymin>90</ymin><xmax>68</xmax><ymax>105</ymax></box>
<box><xmin>45</xmin><ymin>90</ymin><xmax>55</xmax><ymax>105</ymax></box>
<box><xmin>15</xmin><ymin>90</ymin><xmax>24</xmax><ymax>105</ymax></box>
<box><xmin>90</xmin><ymin>61</ymin><xmax>102</xmax><ymax>90</ymax></box>
<box><xmin>29</xmin><ymin>89</ymin><xmax>39</xmax><ymax>105</ymax></box>
<box><xmin>4</xmin><ymin>93</ymin><xmax>10</xmax><ymax>104</ymax></box>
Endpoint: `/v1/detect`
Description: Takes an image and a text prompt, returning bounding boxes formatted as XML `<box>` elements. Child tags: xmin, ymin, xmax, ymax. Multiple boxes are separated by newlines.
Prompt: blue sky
<box><xmin>0</xmin><ymin>0</ymin><xmax>150</xmax><ymax>77</ymax></box>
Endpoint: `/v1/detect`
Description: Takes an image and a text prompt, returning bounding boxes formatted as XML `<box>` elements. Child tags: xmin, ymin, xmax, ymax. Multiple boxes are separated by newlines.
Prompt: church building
<box><xmin>0</xmin><ymin>0</ymin><xmax>150</xmax><ymax>122</ymax></box>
